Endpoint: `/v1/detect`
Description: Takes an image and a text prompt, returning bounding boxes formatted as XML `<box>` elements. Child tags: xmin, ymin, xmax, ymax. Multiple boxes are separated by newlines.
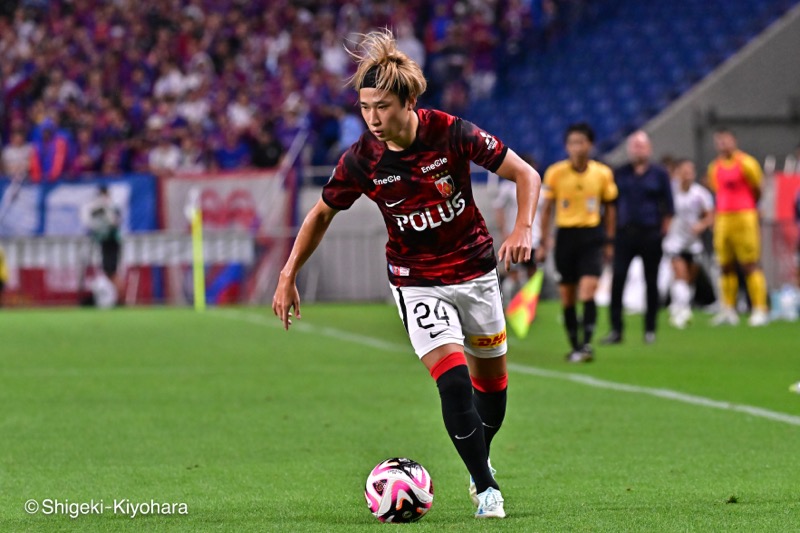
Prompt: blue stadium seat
<box><xmin>467</xmin><ymin>0</ymin><xmax>799</xmax><ymax>167</ymax></box>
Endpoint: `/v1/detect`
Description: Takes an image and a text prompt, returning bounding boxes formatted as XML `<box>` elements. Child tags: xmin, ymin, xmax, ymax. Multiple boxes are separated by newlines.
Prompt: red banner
<box><xmin>160</xmin><ymin>169</ymin><xmax>297</xmax><ymax>304</ymax></box>
<box><xmin>775</xmin><ymin>173</ymin><xmax>800</xmax><ymax>221</ymax></box>
<box><xmin>161</xmin><ymin>169</ymin><xmax>294</xmax><ymax>235</ymax></box>
<box><xmin>775</xmin><ymin>173</ymin><xmax>800</xmax><ymax>246</ymax></box>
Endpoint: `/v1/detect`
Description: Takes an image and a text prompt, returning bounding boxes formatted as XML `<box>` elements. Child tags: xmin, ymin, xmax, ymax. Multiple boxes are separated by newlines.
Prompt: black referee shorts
<box><xmin>554</xmin><ymin>226</ymin><xmax>605</xmax><ymax>284</ymax></box>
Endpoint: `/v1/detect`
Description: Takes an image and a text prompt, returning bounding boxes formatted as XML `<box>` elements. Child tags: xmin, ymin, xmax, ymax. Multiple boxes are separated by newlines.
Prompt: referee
<box><xmin>537</xmin><ymin>123</ymin><xmax>618</xmax><ymax>362</ymax></box>
<box><xmin>602</xmin><ymin>131</ymin><xmax>673</xmax><ymax>344</ymax></box>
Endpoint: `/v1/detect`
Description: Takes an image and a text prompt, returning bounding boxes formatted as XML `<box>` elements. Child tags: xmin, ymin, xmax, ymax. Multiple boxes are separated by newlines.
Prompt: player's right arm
<box><xmin>601</xmin><ymin>164</ymin><xmax>618</xmax><ymax>262</ymax></box>
<box><xmin>272</xmin><ymin>199</ymin><xmax>339</xmax><ymax>330</ymax></box>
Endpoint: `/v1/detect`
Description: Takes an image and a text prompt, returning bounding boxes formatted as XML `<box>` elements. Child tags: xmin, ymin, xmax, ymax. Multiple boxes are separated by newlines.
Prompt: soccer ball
<box><xmin>364</xmin><ymin>457</ymin><xmax>434</xmax><ymax>523</ymax></box>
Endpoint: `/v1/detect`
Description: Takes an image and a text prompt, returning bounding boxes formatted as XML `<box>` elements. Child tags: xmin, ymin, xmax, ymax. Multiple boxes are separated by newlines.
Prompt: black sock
<box><xmin>473</xmin><ymin>388</ymin><xmax>507</xmax><ymax>455</ymax></box>
<box><xmin>436</xmin><ymin>365</ymin><xmax>498</xmax><ymax>493</ymax></box>
<box><xmin>563</xmin><ymin>305</ymin><xmax>580</xmax><ymax>350</ymax></box>
<box><xmin>582</xmin><ymin>299</ymin><xmax>597</xmax><ymax>345</ymax></box>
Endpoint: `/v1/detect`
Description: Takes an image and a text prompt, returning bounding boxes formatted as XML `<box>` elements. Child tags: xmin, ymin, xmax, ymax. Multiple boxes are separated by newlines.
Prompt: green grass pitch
<box><xmin>1</xmin><ymin>302</ymin><xmax>799</xmax><ymax>532</ymax></box>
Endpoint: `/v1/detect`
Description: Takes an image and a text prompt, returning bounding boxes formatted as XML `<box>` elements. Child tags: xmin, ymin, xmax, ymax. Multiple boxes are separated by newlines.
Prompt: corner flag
<box><xmin>506</xmin><ymin>269</ymin><xmax>544</xmax><ymax>339</ymax></box>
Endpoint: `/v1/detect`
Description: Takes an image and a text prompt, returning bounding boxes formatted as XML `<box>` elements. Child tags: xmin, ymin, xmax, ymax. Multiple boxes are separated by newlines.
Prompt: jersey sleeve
<box><xmin>740</xmin><ymin>153</ymin><xmax>763</xmax><ymax>189</ymax></box>
<box><xmin>706</xmin><ymin>161</ymin><xmax>718</xmax><ymax>192</ymax></box>
<box><xmin>321</xmin><ymin>151</ymin><xmax>363</xmax><ymax>210</ymax></box>
<box><xmin>452</xmin><ymin>117</ymin><xmax>508</xmax><ymax>172</ymax></box>
<box><xmin>601</xmin><ymin>166</ymin><xmax>619</xmax><ymax>202</ymax></box>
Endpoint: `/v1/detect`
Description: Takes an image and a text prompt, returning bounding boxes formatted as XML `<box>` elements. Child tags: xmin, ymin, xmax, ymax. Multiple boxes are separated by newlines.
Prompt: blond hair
<box><xmin>348</xmin><ymin>28</ymin><xmax>427</xmax><ymax>103</ymax></box>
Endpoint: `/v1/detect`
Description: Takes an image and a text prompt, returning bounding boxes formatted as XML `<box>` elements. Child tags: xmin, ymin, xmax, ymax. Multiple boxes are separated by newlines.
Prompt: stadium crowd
<box><xmin>0</xmin><ymin>0</ymin><xmax>593</xmax><ymax>181</ymax></box>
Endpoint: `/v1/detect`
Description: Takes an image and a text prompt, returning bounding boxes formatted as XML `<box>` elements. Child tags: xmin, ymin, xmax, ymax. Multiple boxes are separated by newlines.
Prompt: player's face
<box><xmin>359</xmin><ymin>88</ymin><xmax>414</xmax><ymax>146</ymax></box>
<box><xmin>676</xmin><ymin>161</ymin><xmax>695</xmax><ymax>189</ymax></box>
<box><xmin>565</xmin><ymin>132</ymin><xmax>592</xmax><ymax>162</ymax></box>
<box><xmin>626</xmin><ymin>131</ymin><xmax>652</xmax><ymax>164</ymax></box>
<box><xmin>713</xmin><ymin>132</ymin><xmax>737</xmax><ymax>155</ymax></box>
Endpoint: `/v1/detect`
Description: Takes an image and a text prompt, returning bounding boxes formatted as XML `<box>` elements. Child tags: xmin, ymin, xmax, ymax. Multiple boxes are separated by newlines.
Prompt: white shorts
<box><xmin>663</xmin><ymin>235</ymin><xmax>703</xmax><ymax>258</ymax></box>
<box><xmin>390</xmin><ymin>269</ymin><xmax>507</xmax><ymax>359</ymax></box>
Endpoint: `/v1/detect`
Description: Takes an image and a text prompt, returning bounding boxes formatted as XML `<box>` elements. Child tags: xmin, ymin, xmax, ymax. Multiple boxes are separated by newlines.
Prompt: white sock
<box><xmin>671</xmin><ymin>280</ymin><xmax>691</xmax><ymax>311</ymax></box>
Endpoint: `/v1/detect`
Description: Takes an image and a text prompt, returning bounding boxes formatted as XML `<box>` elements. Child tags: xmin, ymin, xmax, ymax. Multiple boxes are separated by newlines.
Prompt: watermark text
<box><xmin>25</xmin><ymin>498</ymin><xmax>188</xmax><ymax>519</ymax></box>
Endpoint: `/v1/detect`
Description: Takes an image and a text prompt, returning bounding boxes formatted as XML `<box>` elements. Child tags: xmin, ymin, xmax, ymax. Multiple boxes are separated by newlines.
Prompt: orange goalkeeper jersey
<box><xmin>707</xmin><ymin>151</ymin><xmax>762</xmax><ymax>213</ymax></box>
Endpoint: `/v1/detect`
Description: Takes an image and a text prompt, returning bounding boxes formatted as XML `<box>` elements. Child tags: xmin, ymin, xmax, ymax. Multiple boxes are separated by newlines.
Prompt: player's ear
<box><xmin>406</xmin><ymin>95</ymin><xmax>417</xmax><ymax>111</ymax></box>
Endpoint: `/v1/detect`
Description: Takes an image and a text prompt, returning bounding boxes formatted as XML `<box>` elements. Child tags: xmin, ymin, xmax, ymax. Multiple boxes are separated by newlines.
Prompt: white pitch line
<box><xmin>506</xmin><ymin>364</ymin><xmax>800</xmax><ymax>427</ymax></box>
<box><xmin>217</xmin><ymin>309</ymin><xmax>410</xmax><ymax>353</ymax></box>
<box><xmin>215</xmin><ymin>309</ymin><xmax>800</xmax><ymax>427</ymax></box>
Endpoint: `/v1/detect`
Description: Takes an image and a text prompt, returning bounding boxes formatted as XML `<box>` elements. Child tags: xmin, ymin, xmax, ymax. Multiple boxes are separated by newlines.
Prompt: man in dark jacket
<box><xmin>602</xmin><ymin>130</ymin><xmax>674</xmax><ymax>344</ymax></box>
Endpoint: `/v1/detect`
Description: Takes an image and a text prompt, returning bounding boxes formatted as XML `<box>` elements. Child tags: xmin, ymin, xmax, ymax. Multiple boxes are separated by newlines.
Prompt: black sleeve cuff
<box><xmin>487</xmin><ymin>146</ymin><xmax>509</xmax><ymax>173</ymax></box>
<box><xmin>321</xmin><ymin>193</ymin><xmax>350</xmax><ymax>211</ymax></box>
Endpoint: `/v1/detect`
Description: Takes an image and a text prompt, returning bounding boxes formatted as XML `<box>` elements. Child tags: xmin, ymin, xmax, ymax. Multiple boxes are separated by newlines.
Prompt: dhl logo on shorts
<box><xmin>469</xmin><ymin>330</ymin><xmax>507</xmax><ymax>348</ymax></box>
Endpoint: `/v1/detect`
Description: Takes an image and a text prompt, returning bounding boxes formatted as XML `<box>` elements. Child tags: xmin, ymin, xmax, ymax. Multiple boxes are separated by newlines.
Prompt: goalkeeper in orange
<box><xmin>707</xmin><ymin>128</ymin><xmax>768</xmax><ymax>326</ymax></box>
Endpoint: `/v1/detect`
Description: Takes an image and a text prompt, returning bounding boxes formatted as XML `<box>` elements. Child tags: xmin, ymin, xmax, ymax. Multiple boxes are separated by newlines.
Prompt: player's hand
<box><xmin>498</xmin><ymin>226</ymin><xmax>532</xmax><ymax>271</ymax></box>
<box><xmin>272</xmin><ymin>272</ymin><xmax>301</xmax><ymax>331</ymax></box>
<box><xmin>534</xmin><ymin>246</ymin><xmax>547</xmax><ymax>264</ymax></box>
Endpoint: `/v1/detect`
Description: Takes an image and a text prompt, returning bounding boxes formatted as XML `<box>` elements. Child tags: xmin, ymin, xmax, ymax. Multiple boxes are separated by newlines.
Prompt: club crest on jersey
<box><xmin>434</xmin><ymin>175</ymin><xmax>455</xmax><ymax>198</ymax></box>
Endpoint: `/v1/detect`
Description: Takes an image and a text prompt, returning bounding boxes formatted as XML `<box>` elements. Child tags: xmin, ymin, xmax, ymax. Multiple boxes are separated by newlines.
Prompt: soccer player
<box><xmin>662</xmin><ymin>159</ymin><xmax>715</xmax><ymax>328</ymax></box>
<box><xmin>707</xmin><ymin>128</ymin><xmax>768</xmax><ymax>326</ymax></box>
<box><xmin>602</xmin><ymin>131</ymin><xmax>674</xmax><ymax>345</ymax></box>
<box><xmin>536</xmin><ymin>123</ymin><xmax>617</xmax><ymax>362</ymax></box>
<box><xmin>272</xmin><ymin>29</ymin><xmax>540</xmax><ymax>519</ymax></box>
<box><xmin>81</xmin><ymin>186</ymin><xmax>123</xmax><ymax>304</ymax></box>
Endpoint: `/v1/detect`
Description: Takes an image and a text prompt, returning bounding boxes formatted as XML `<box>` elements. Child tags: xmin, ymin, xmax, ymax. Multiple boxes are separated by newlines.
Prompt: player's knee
<box><xmin>578</xmin><ymin>283</ymin><xmax>597</xmax><ymax>301</ymax></box>
<box><xmin>432</xmin><ymin>358</ymin><xmax>472</xmax><ymax>407</ymax></box>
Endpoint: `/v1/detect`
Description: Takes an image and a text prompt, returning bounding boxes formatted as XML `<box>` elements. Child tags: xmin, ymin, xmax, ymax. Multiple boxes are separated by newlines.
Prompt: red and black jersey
<box><xmin>322</xmin><ymin>108</ymin><xmax>508</xmax><ymax>286</ymax></box>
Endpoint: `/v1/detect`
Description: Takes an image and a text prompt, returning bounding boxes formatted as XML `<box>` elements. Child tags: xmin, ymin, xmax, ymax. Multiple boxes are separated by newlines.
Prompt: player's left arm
<box><xmin>494</xmin><ymin>148</ymin><xmax>541</xmax><ymax>270</ymax></box>
<box><xmin>741</xmin><ymin>154</ymin><xmax>763</xmax><ymax>202</ymax></box>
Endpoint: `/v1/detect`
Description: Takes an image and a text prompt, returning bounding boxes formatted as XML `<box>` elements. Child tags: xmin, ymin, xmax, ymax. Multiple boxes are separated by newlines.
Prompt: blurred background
<box><xmin>0</xmin><ymin>0</ymin><xmax>798</xmax><ymax>308</ymax></box>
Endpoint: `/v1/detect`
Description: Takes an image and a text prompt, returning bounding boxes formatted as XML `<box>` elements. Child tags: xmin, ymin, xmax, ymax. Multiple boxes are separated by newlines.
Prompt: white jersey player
<box><xmin>492</xmin><ymin>160</ymin><xmax>545</xmax><ymax>301</ymax></box>
<box><xmin>663</xmin><ymin>159</ymin><xmax>714</xmax><ymax>327</ymax></box>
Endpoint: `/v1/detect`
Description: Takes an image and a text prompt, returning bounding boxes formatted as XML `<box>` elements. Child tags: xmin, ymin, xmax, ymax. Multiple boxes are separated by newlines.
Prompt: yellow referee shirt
<box><xmin>543</xmin><ymin>160</ymin><xmax>618</xmax><ymax>227</ymax></box>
